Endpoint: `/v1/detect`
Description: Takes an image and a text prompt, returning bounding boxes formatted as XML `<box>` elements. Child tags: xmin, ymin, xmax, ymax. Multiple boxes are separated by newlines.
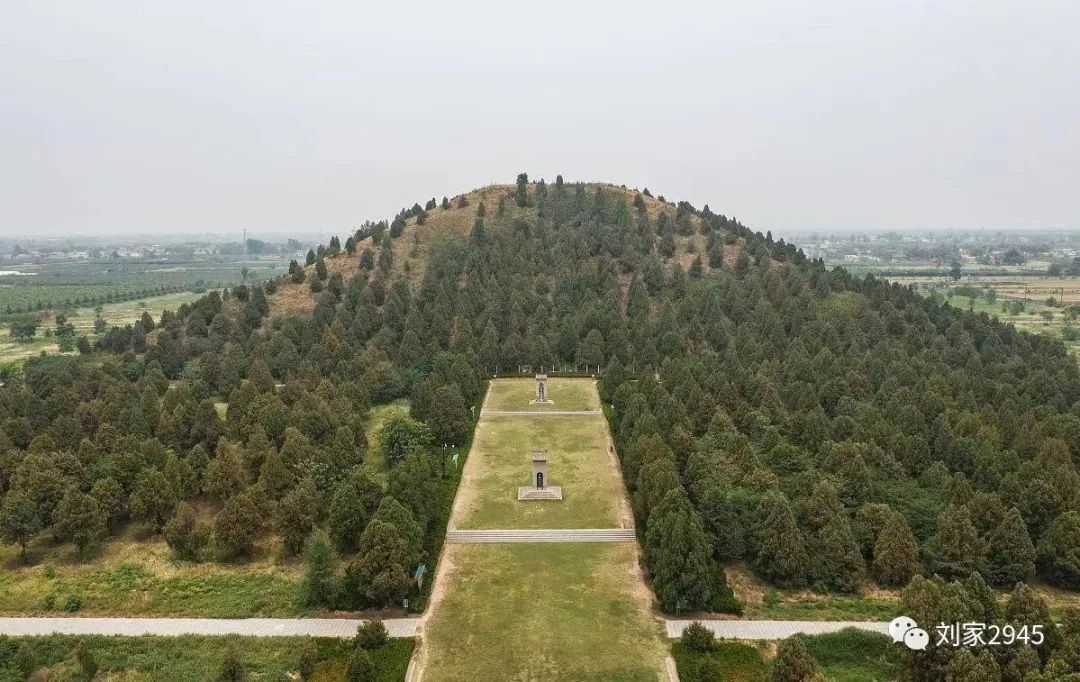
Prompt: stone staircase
<box><xmin>445</xmin><ymin>528</ymin><xmax>636</xmax><ymax>543</ymax></box>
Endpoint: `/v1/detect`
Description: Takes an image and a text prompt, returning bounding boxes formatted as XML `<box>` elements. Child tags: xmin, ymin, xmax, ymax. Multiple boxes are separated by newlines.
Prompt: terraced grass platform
<box><xmin>420</xmin><ymin>378</ymin><xmax>667</xmax><ymax>681</ymax></box>
<box><xmin>423</xmin><ymin>543</ymin><xmax>668</xmax><ymax>681</ymax></box>
<box><xmin>482</xmin><ymin>377</ymin><xmax>601</xmax><ymax>412</ymax></box>
<box><xmin>452</xmin><ymin>411</ymin><xmax>627</xmax><ymax>530</ymax></box>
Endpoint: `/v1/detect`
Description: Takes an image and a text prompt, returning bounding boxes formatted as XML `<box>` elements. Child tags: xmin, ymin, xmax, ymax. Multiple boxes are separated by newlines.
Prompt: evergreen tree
<box><xmin>753</xmin><ymin>491</ymin><xmax>810</xmax><ymax>588</ymax></box>
<box><xmin>986</xmin><ymin>507</ymin><xmax>1036</xmax><ymax>587</ymax></box>
<box><xmin>943</xmin><ymin>648</ymin><xmax>1001</xmax><ymax>682</ymax></box>
<box><xmin>645</xmin><ymin>489</ymin><xmax>715</xmax><ymax>613</ymax></box>
<box><xmin>817</xmin><ymin>516</ymin><xmax>865</xmax><ymax>593</ymax></box>
<box><xmin>342</xmin><ymin>520</ymin><xmax>413</xmax><ymax>607</ymax></box>
<box><xmin>428</xmin><ymin>384</ymin><xmax>470</xmax><ymax>445</ymax></box>
<box><xmin>53</xmin><ymin>487</ymin><xmax>105</xmax><ymax>559</ymax></box>
<box><xmin>925</xmin><ymin>505</ymin><xmax>987</xmax><ymax>581</ymax></box>
<box><xmin>872</xmin><ymin>513</ymin><xmax>920</xmax><ymax>587</ymax></box>
<box><xmin>213</xmin><ymin>491</ymin><xmax>262</xmax><ymax>560</ymax></box>
<box><xmin>275</xmin><ymin>477</ymin><xmax>319</xmax><ymax>555</ymax></box>
<box><xmin>0</xmin><ymin>489</ymin><xmax>41</xmax><ymax>562</ymax></box>
<box><xmin>515</xmin><ymin>172</ymin><xmax>529</xmax><ymax>207</ymax></box>
<box><xmin>164</xmin><ymin>502</ymin><xmax>209</xmax><ymax>560</ymax></box>
<box><xmin>302</xmin><ymin>530</ymin><xmax>338</xmax><ymax>607</ymax></box>
<box><xmin>129</xmin><ymin>470</ymin><xmax>178</xmax><ymax>532</ymax></box>
<box><xmin>771</xmin><ymin>637</ymin><xmax>820</xmax><ymax>682</ymax></box>
<box><xmin>1037</xmin><ymin>511</ymin><xmax>1080</xmax><ymax>589</ymax></box>
<box><xmin>328</xmin><ymin>469</ymin><xmax>383</xmax><ymax>552</ymax></box>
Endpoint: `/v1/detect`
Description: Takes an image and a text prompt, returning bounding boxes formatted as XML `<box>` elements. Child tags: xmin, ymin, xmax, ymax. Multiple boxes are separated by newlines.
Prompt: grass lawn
<box><xmin>671</xmin><ymin>630</ymin><xmax>899</xmax><ymax>682</ymax></box>
<box><xmin>726</xmin><ymin>563</ymin><xmax>902</xmax><ymax>622</ymax></box>
<box><xmin>671</xmin><ymin>641</ymin><xmax>767</xmax><ymax>682</ymax></box>
<box><xmin>483</xmin><ymin>377</ymin><xmax>600</xmax><ymax>411</ymax></box>
<box><xmin>0</xmin><ymin>531</ymin><xmax>305</xmax><ymax>618</ymax></box>
<box><xmin>800</xmin><ymin>629</ymin><xmax>900</xmax><ymax>682</ymax></box>
<box><xmin>0</xmin><ymin>634</ymin><xmax>413</xmax><ymax>682</ymax></box>
<box><xmin>454</xmin><ymin>413</ymin><xmax>624</xmax><ymax>529</ymax></box>
<box><xmin>423</xmin><ymin>542</ymin><xmax>668</xmax><ymax>681</ymax></box>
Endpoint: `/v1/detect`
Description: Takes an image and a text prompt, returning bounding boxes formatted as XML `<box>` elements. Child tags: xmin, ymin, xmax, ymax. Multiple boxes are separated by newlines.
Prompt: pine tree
<box><xmin>986</xmin><ymin>507</ymin><xmax>1036</xmax><ymax>587</ymax></box>
<box><xmin>943</xmin><ymin>648</ymin><xmax>1001</xmax><ymax>682</ymax></box>
<box><xmin>753</xmin><ymin>491</ymin><xmax>810</xmax><ymax>588</ymax></box>
<box><xmin>644</xmin><ymin>489</ymin><xmax>715</xmax><ymax>613</ymax></box>
<box><xmin>0</xmin><ymin>489</ymin><xmax>41</xmax><ymax>562</ymax></box>
<box><xmin>328</xmin><ymin>469</ymin><xmax>383</xmax><ymax>552</ymax></box>
<box><xmin>53</xmin><ymin>487</ymin><xmax>105</xmax><ymax>559</ymax></box>
<box><xmin>342</xmin><ymin>520</ymin><xmax>413</xmax><ymax>607</ymax></box>
<box><xmin>925</xmin><ymin>505</ymin><xmax>987</xmax><ymax>581</ymax></box>
<box><xmin>275</xmin><ymin>477</ymin><xmax>319</xmax><ymax>555</ymax></box>
<box><xmin>1037</xmin><ymin>511</ymin><xmax>1080</xmax><ymax>589</ymax></box>
<box><xmin>213</xmin><ymin>492</ymin><xmax>262</xmax><ymax>560</ymax></box>
<box><xmin>129</xmin><ymin>470</ymin><xmax>178</xmax><ymax>532</ymax></box>
<box><xmin>164</xmin><ymin>503</ymin><xmax>208</xmax><ymax>560</ymax></box>
<box><xmin>302</xmin><ymin>530</ymin><xmax>338</xmax><ymax>607</ymax></box>
<box><xmin>872</xmin><ymin>513</ymin><xmax>920</xmax><ymax>587</ymax></box>
<box><xmin>258</xmin><ymin>448</ymin><xmax>294</xmax><ymax>500</ymax></box>
<box><xmin>515</xmin><ymin>172</ymin><xmax>529</xmax><ymax>207</ymax></box>
<box><xmin>817</xmin><ymin>516</ymin><xmax>865</xmax><ymax>593</ymax></box>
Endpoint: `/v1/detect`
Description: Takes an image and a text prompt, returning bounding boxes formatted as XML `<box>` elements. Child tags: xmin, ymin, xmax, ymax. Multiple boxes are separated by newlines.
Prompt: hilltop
<box><xmin>269</xmin><ymin>178</ymin><xmax>764</xmax><ymax>317</ymax></box>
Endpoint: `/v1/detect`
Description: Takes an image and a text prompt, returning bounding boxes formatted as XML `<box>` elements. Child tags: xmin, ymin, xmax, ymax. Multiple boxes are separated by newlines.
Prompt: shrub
<box><xmin>682</xmin><ymin>622</ymin><xmax>717</xmax><ymax>653</ymax></box>
<box><xmin>354</xmin><ymin>620</ymin><xmax>389</xmax><ymax>650</ymax></box>
<box><xmin>64</xmin><ymin>594</ymin><xmax>82</xmax><ymax>613</ymax></box>
<box><xmin>346</xmin><ymin>648</ymin><xmax>376</xmax><ymax>681</ymax></box>
<box><xmin>73</xmin><ymin>641</ymin><xmax>98</xmax><ymax>678</ymax></box>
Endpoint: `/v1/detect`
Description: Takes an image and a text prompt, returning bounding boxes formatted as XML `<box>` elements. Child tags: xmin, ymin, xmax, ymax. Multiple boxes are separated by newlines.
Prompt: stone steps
<box><xmin>445</xmin><ymin>528</ymin><xmax>636</xmax><ymax>543</ymax></box>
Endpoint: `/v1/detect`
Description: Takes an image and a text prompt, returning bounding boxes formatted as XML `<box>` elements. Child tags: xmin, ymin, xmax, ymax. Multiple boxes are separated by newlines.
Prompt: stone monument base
<box><xmin>528</xmin><ymin>399</ymin><xmax>554</xmax><ymax>406</ymax></box>
<box><xmin>517</xmin><ymin>486</ymin><xmax>563</xmax><ymax>501</ymax></box>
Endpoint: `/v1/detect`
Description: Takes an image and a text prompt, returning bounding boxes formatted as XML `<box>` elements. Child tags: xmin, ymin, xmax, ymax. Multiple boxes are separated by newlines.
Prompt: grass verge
<box><xmin>0</xmin><ymin>634</ymin><xmax>413</xmax><ymax>682</ymax></box>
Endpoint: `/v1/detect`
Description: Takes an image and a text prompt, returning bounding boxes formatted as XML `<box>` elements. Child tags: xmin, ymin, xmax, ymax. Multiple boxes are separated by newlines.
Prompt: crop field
<box><xmin>0</xmin><ymin>258</ymin><xmax>283</xmax><ymax>313</ymax></box>
<box><xmin>0</xmin><ymin>290</ymin><xmax>208</xmax><ymax>365</ymax></box>
<box><xmin>886</xmin><ymin>274</ymin><xmax>1080</xmax><ymax>355</ymax></box>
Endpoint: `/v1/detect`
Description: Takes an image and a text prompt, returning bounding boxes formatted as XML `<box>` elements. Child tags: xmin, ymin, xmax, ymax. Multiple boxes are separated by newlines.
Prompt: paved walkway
<box><xmin>481</xmin><ymin>409</ymin><xmax>603</xmax><ymax>416</ymax></box>
<box><xmin>445</xmin><ymin>528</ymin><xmax>636</xmax><ymax>543</ymax></box>
<box><xmin>665</xmin><ymin>619</ymin><xmax>889</xmax><ymax>640</ymax></box>
<box><xmin>0</xmin><ymin>617</ymin><xmax>421</xmax><ymax>639</ymax></box>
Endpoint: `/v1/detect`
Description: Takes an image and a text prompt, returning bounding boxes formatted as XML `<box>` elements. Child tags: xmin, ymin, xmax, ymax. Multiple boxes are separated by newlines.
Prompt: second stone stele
<box><xmin>517</xmin><ymin>449</ymin><xmax>563</xmax><ymax>501</ymax></box>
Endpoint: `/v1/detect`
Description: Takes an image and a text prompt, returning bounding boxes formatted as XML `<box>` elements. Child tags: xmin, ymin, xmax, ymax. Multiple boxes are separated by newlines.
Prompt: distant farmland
<box><xmin>0</xmin><ymin>258</ymin><xmax>283</xmax><ymax>313</ymax></box>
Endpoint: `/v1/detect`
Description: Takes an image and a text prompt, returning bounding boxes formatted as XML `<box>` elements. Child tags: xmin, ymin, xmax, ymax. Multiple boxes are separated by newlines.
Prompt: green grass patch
<box><xmin>0</xmin><ymin>536</ymin><xmax>304</xmax><ymax>617</ymax></box>
<box><xmin>751</xmin><ymin>594</ymin><xmax>901</xmax><ymax>622</ymax></box>
<box><xmin>0</xmin><ymin>634</ymin><xmax>413</xmax><ymax>682</ymax></box>
<box><xmin>423</xmin><ymin>542</ymin><xmax>668</xmax><ymax>681</ymax></box>
<box><xmin>455</xmin><ymin>412</ymin><xmax>623</xmax><ymax>529</ymax></box>
<box><xmin>672</xmin><ymin>630</ymin><xmax>899</xmax><ymax>682</ymax></box>
<box><xmin>483</xmin><ymin>377</ymin><xmax>600</xmax><ymax>411</ymax></box>
<box><xmin>800</xmin><ymin>629</ymin><xmax>901</xmax><ymax>682</ymax></box>
<box><xmin>671</xmin><ymin>640</ymin><xmax>767</xmax><ymax>681</ymax></box>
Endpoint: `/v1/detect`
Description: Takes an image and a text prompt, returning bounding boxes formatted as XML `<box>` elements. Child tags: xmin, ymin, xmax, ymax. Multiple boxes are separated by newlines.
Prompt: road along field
<box><xmin>418</xmin><ymin>377</ymin><xmax>669</xmax><ymax>681</ymax></box>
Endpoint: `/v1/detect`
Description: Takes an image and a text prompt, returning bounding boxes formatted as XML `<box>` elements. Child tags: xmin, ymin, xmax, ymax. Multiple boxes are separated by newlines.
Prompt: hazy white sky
<box><xmin>1</xmin><ymin>1</ymin><xmax>1078</xmax><ymax>238</ymax></box>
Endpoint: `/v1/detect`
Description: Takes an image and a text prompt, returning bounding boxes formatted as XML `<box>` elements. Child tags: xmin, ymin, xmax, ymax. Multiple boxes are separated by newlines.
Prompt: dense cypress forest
<box><xmin>2</xmin><ymin>175</ymin><xmax>1080</xmax><ymax>677</ymax></box>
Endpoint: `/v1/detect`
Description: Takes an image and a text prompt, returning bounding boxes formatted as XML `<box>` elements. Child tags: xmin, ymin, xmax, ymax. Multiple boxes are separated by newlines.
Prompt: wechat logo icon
<box><xmin>890</xmin><ymin>616</ymin><xmax>930</xmax><ymax>651</ymax></box>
